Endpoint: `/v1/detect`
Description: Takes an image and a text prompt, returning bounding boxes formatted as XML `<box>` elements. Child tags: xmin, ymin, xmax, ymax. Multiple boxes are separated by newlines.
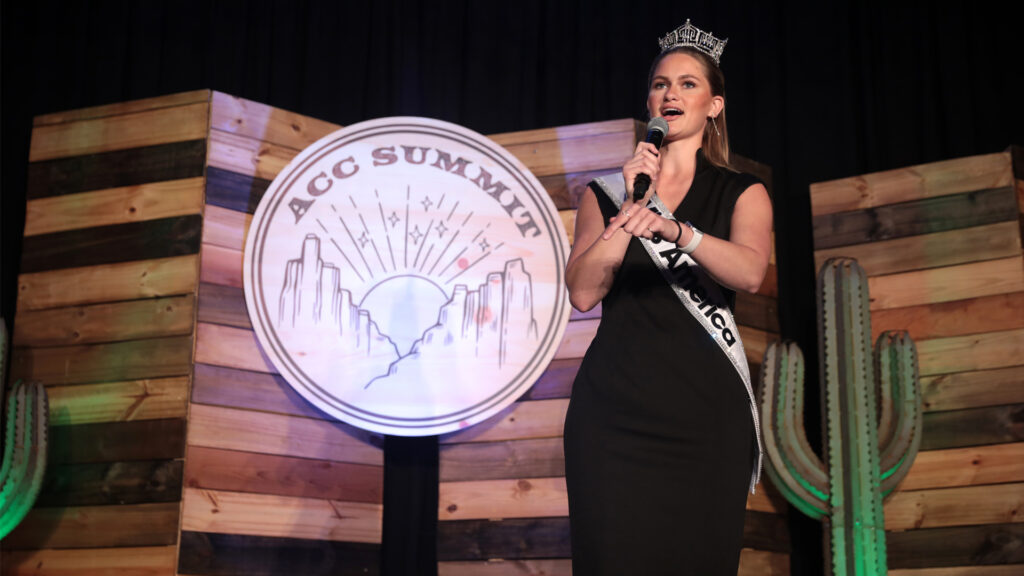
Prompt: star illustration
<box><xmin>409</xmin><ymin>226</ymin><xmax>424</xmax><ymax>245</ymax></box>
<box><xmin>436</xmin><ymin>222</ymin><xmax>449</xmax><ymax>238</ymax></box>
<box><xmin>421</xmin><ymin>196</ymin><xmax>434</xmax><ymax>211</ymax></box>
<box><xmin>479</xmin><ymin>238</ymin><xmax>490</xmax><ymax>251</ymax></box>
<box><xmin>358</xmin><ymin>231</ymin><xmax>370</xmax><ymax>248</ymax></box>
<box><xmin>388</xmin><ymin>212</ymin><xmax>400</xmax><ymax>227</ymax></box>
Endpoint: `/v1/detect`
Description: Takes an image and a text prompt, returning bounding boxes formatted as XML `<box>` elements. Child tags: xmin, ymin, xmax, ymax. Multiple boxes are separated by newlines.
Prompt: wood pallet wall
<box><xmin>436</xmin><ymin>124</ymin><xmax>790</xmax><ymax>576</ymax></box>
<box><xmin>809</xmin><ymin>147</ymin><xmax>1024</xmax><ymax>574</ymax></box>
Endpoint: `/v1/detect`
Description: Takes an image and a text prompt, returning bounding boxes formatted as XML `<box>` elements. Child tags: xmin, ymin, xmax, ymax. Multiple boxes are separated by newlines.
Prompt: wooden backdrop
<box><xmin>810</xmin><ymin>147</ymin><xmax>1024</xmax><ymax>574</ymax></box>
<box><xmin>1</xmin><ymin>90</ymin><xmax>789</xmax><ymax>575</ymax></box>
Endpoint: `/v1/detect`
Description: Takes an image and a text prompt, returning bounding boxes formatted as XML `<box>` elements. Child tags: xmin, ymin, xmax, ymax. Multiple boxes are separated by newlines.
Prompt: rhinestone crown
<box><xmin>658</xmin><ymin>19</ymin><xmax>728</xmax><ymax>66</ymax></box>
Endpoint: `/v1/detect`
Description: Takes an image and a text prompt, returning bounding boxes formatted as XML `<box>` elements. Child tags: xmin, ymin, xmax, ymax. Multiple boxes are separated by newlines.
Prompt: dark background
<box><xmin>2</xmin><ymin>1</ymin><xmax>1021</xmax><ymax>573</ymax></box>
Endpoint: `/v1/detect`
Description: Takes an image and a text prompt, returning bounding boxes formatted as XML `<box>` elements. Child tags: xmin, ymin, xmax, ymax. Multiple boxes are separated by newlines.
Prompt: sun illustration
<box><xmin>359</xmin><ymin>274</ymin><xmax>448</xmax><ymax>355</ymax></box>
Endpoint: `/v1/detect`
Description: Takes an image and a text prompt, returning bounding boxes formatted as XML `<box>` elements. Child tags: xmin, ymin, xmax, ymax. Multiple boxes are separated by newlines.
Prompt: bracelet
<box><xmin>679</xmin><ymin>222</ymin><xmax>704</xmax><ymax>254</ymax></box>
<box><xmin>670</xmin><ymin>219</ymin><xmax>683</xmax><ymax>243</ymax></box>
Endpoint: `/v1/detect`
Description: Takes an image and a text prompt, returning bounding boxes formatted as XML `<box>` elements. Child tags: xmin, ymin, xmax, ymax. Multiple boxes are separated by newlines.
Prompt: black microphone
<box><xmin>632</xmin><ymin>117</ymin><xmax>669</xmax><ymax>202</ymax></box>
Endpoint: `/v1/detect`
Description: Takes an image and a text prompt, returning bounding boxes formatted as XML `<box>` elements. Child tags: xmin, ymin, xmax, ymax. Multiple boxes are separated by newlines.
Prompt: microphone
<box><xmin>632</xmin><ymin>117</ymin><xmax>669</xmax><ymax>202</ymax></box>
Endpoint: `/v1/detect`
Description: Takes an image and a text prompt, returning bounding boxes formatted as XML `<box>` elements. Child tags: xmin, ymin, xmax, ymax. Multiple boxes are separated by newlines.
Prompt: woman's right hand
<box><xmin>622</xmin><ymin>141</ymin><xmax>661</xmax><ymax>199</ymax></box>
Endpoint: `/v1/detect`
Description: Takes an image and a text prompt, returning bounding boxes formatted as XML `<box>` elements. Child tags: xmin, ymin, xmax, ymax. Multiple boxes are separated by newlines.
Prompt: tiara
<box><xmin>658</xmin><ymin>19</ymin><xmax>728</xmax><ymax>66</ymax></box>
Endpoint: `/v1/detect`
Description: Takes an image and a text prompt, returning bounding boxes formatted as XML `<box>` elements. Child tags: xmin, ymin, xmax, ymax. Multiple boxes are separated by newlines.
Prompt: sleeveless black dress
<box><xmin>563</xmin><ymin>150</ymin><xmax>761</xmax><ymax>575</ymax></box>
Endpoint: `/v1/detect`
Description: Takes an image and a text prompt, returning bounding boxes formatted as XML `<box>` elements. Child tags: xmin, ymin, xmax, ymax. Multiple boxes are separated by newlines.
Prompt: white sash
<box><xmin>592</xmin><ymin>174</ymin><xmax>763</xmax><ymax>493</ymax></box>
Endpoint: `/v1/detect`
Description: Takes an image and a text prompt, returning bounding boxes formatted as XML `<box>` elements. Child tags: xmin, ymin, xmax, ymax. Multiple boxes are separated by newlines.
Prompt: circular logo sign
<box><xmin>243</xmin><ymin>117</ymin><xmax>571</xmax><ymax>436</ymax></box>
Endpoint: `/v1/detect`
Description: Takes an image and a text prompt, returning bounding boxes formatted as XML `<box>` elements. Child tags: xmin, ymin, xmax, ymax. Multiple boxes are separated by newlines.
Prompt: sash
<box><xmin>592</xmin><ymin>174</ymin><xmax>763</xmax><ymax>493</ymax></box>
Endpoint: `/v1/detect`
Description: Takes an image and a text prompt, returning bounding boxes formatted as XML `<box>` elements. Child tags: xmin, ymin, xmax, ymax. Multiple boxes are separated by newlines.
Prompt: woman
<box><xmin>562</xmin><ymin>20</ymin><xmax>773</xmax><ymax>575</ymax></box>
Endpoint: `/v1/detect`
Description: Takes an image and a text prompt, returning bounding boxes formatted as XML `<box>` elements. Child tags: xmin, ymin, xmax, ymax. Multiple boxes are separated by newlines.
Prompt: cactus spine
<box><xmin>759</xmin><ymin>258</ymin><xmax>922</xmax><ymax>576</ymax></box>
<box><xmin>0</xmin><ymin>319</ymin><xmax>49</xmax><ymax>540</ymax></box>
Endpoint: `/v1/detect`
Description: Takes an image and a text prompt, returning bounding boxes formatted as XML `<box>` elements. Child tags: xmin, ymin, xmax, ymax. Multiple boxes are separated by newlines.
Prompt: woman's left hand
<box><xmin>602</xmin><ymin>202</ymin><xmax>675</xmax><ymax>241</ymax></box>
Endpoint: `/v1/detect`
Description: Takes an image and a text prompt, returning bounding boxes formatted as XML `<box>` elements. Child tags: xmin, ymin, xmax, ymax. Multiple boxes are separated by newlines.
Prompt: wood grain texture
<box><xmin>523</xmin><ymin>358</ymin><xmax>579</xmax><ymax>400</ymax></box>
<box><xmin>24</xmin><ymin>176</ymin><xmax>205</xmax><ymax>236</ymax></box>
<box><xmin>13</xmin><ymin>295</ymin><xmax>195</xmax><ymax>347</ymax></box>
<box><xmin>210</xmin><ymin>91</ymin><xmax>340</xmax><ymax>150</ymax></box>
<box><xmin>26</xmin><ymin>139</ymin><xmax>207</xmax><ymax>200</ymax></box>
<box><xmin>439</xmin><ymin>477</ymin><xmax>569</xmax><ymax>521</ymax></box>
<box><xmin>552</xmin><ymin>318</ymin><xmax>598</xmax><ymax>360</ymax></box>
<box><xmin>436</xmin><ymin>549</ymin><xmax>790</xmax><ymax>576</ymax></box>
<box><xmin>204</xmin><ymin>166</ymin><xmax>272</xmax><ymax>214</ymax></box>
<box><xmin>1</xmin><ymin>545</ymin><xmax>178</xmax><ymax>576</ymax></box>
<box><xmin>208</xmin><ymin>129</ymin><xmax>300</xmax><ymax>181</ymax></box>
<box><xmin>2</xmin><ymin>503</ymin><xmax>179</xmax><ymax>550</ymax></box>
<box><xmin>30</xmin><ymin>102</ymin><xmax>210</xmax><ymax>162</ymax></box>
<box><xmin>37</xmin><ymin>459</ymin><xmax>183</xmax><ymax>507</ymax></box>
<box><xmin>34</xmin><ymin>89</ymin><xmax>210</xmax><ymax>126</ymax></box>
<box><xmin>916</xmin><ymin>327</ymin><xmax>1024</xmax><ymax>377</ymax></box>
<box><xmin>16</xmin><ymin>254</ymin><xmax>199</xmax><ymax>312</ymax></box>
<box><xmin>180</xmin><ymin>487</ymin><xmax>383</xmax><ymax>544</ymax></box>
<box><xmin>439</xmin><ymin>399</ymin><xmax>569</xmax><ymax>444</ymax></box>
<box><xmin>887</xmin><ymin>522</ymin><xmax>1024</xmax><ymax>568</ymax></box>
<box><xmin>735</xmin><ymin>291</ymin><xmax>781</xmax><ymax>333</ymax></box>
<box><xmin>812</xmin><ymin>186</ymin><xmax>1018</xmax><ymax>249</ymax></box>
<box><xmin>178</xmin><ymin>531</ymin><xmax>380</xmax><ymax>576</ymax></box>
<box><xmin>487</xmin><ymin>119</ymin><xmax>636</xmax><ymax>148</ymax></box>
<box><xmin>191</xmin><ymin>362</ymin><xmax>326</xmax><ymax>420</ymax></box>
<box><xmin>440</xmin><ymin>437</ymin><xmax>564</xmax><ymax>482</ymax></box>
<box><xmin>9</xmin><ymin>335</ymin><xmax>194</xmax><ymax>386</ymax></box>
<box><xmin>920</xmin><ymin>365</ymin><xmax>1024</xmax><ymax>412</ymax></box>
<box><xmin>496</xmin><ymin>130</ymin><xmax>635</xmax><ymax>178</ymax></box>
<box><xmin>867</xmin><ymin>256</ymin><xmax>1024</xmax><ymax>311</ymax></box>
<box><xmin>814</xmin><ymin>221</ymin><xmax>1022</xmax><ymax>277</ymax></box>
<box><xmin>202</xmin><ymin>204</ymin><xmax>251</xmax><ymax>251</ymax></box>
<box><xmin>185</xmin><ymin>445</ymin><xmax>383</xmax><ymax>503</ymax></box>
<box><xmin>809</xmin><ymin>152</ymin><xmax>1012</xmax><ymax>216</ymax></box>
<box><xmin>872</xmin><ymin>292</ymin><xmax>1024</xmax><ymax>341</ymax></box>
<box><xmin>194</xmin><ymin>322</ymin><xmax>275</xmax><ymax>373</ymax></box>
<box><xmin>920</xmin><ymin>404</ymin><xmax>1024</xmax><ymax>450</ymax></box>
<box><xmin>883</xmin><ymin>483</ymin><xmax>1024</xmax><ymax>530</ymax></box>
<box><xmin>199</xmin><ymin>243</ymin><xmax>243</xmax><ymax>288</ymax></box>
<box><xmin>889</xmin><ymin>566</ymin><xmax>1024</xmax><ymax>576</ymax></box>
<box><xmin>188</xmin><ymin>403</ymin><xmax>383</xmax><ymax>466</ymax></box>
<box><xmin>539</xmin><ymin>168</ymin><xmax>620</xmax><ymax>210</ymax></box>
<box><xmin>49</xmin><ymin>418</ymin><xmax>186</xmax><ymax>464</ymax></box>
<box><xmin>21</xmin><ymin>214</ymin><xmax>202</xmax><ymax>274</ymax></box>
<box><xmin>197</xmin><ymin>283</ymin><xmax>251</xmax><ymax>329</ymax></box>
<box><xmin>899</xmin><ymin>443</ymin><xmax>1024</xmax><ymax>491</ymax></box>
<box><xmin>48</xmin><ymin>376</ymin><xmax>189</xmax><ymax>426</ymax></box>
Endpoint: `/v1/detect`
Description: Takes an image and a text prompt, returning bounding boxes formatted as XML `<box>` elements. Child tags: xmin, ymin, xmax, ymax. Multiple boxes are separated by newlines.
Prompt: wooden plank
<box><xmin>809</xmin><ymin>152</ymin><xmax>1012</xmax><ymax>216</ymax></box>
<box><xmin>539</xmin><ymin>168</ymin><xmax>620</xmax><ymax>211</ymax></box>
<box><xmin>814</xmin><ymin>221</ymin><xmax>1022</xmax><ymax>277</ymax></box>
<box><xmin>739</xmin><ymin>325</ymin><xmax>774</xmax><ymax>367</ymax></box>
<box><xmin>439</xmin><ymin>399</ymin><xmax>569</xmax><ymax>444</ymax></box>
<box><xmin>210</xmin><ymin>91</ymin><xmax>340</xmax><ymax>150</ymax></box>
<box><xmin>197</xmin><ymin>283</ymin><xmax>251</xmax><ymax>329</ymax></box>
<box><xmin>883</xmin><ymin>482</ymin><xmax>1024</xmax><ymax>530</ymax></box>
<box><xmin>9</xmin><ymin>335</ymin><xmax>194</xmax><ymax>386</ymax></box>
<box><xmin>440</xmin><ymin>437</ymin><xmax>564</xmax><ymax>482</ymax></box>
<box><xmin>30</xmin><ymin>102</ymin><xmax>210</xmax><ymax>162</ymax></box>
<box><xmin>494</xmin><ymin>131</ymin><xmax>635</xmax><ymax>178</ymax></box>
<box><xmin>737</xmin><ymin>549</ymin><xmax>790</xmax><ymax>576</ymax></box>
<box><xmin>13</xmin><ymin>295</ymin><xmax>195</xmax><ymax>347</ymax></box>
<box><xmin>439</xmin><ymin>477</ymin><xmax>569</xmax><ymax>521</ymax></box>
<box><xmin>812</xmin><ymin>186</ymin><xmax>1018</xmax><ymax>250</ymax></box>
<box><xmin>2</xmin><ymin>502</ymin><xmax>179</xmax><ymax>550</ymax></box>
<box><xmin>188</xmin><ymin>403</ymin><xmax>383</xmax><ymax>466</ymax></box>
<box><xmin>194</xmin><ymin>322</ymin><xmax>275</xmax><ymax>373</ymax></box>
<box><xmin>523</xmin><ymin>357</ymin><xmax>579</xmax><ymax>401</ymax></box>
<box><xmin>34</xmin><ymin>90</ymin><xmax>211</xmax><ymax>126</ymax></box>
<box><xmin>438</xmin><ymin>560</ymin><xmax>572</xmax><ymax>576</ymax></box>
<box><xmin>1</xmin><ymin>545</ymin><xmax>178</xmax><ymax>576</ymax></box>
<box><xmin>920</xmin><ymin>365</ymin><xmax>1024</xmax><ymax>412</ymax></box>
<box><xmin>205</xmin><ymin>165</ymin><xmax>271</xmax><ymax>214</ymax></box>
<box><xmin>208</xmin><ymin>129</ymin><xmax>300</xmax><ymax>181</ymax></box>
<box><xmin>916</xmin><ymin>327</ymin><xmax>1024</xmax><ymax>377</ymax></box>
<box><xmin>26</xmin><ymin>139</ymin><xmax>207</xmax><ymax>200</ymax></box>
<box><xmin>191</xmin><ymin>363</ymin><xmax>327</xmax><ymax>420</ymax></box>
<box><xmin>560</xmin><ymin>209</ymin><xmax>576</xmax><ymax>246</ymax></box>
<box><xmin>920</xmin><ymin>404</ymin><xmax>1024</xmax><ymax>450</ymax></box>
<box><xmin>553</xmin><ymin>318</ymin><xmax>598</xmax><ymax>360</ymax></box>
<box><xmin>872</xmin><ymin>292</ymin><xmax>1024</xmax><ymax>341</ymax></box>
<box><xmin>185</xmin><ymin>445</ymin><xmax>383</xmax><ymax>503</ymax></box>
<box><xmin>889</xmin><ymin>566</ymin><xmax>1024</xmax><ymax>576</ymax></box>
<box><xmin>180</xmin><ymin>487</ymin><xmax>383</xmax><ymax>544</ymax></box>
<box><xmin>178</xmin><ymin>531</ymin><xmax>380</xmax><ymax>576</ymax></box>
<box><xmin>37</xmin><ymin>459</ymin><xmax>183</xmax><ymax>507</ymax></box>
<box><xmin>734</xmin><ymin>291</ymin><xmax>781</xmax><ymax>333</ymax></box>
<box><xmin>16</xmin><ymin>254</ymin><xmax>199</xmax><ymax>312</ymax></box>
<box><xmin>199</xmin><ymin>242</ymin><xmax>243</xmax><ymax>288</ymax></box>
<box><xmin>24</xmin><ymin>176</ymin><xmax>205</xmax><ymax>236</ymax></box>
<box><xmin>202</xmin><ymin>204</ymin><xmax>251</xmax><ymax>251</ymax></box>
<box><xmin>899</xmin><ymin>443</ymin><xmax>1024</xmax><ymax>491</ymax></box>
<box><xmin>867</xmin><ymin>256</ymin><xmax>1024</xmax><ymax>311</ymax></box>
<box><xmin>758</xmin><ymin>264</ymin><xmax>779</xmax><ymax>298</ymax></box>
<box><xmin>487</xmin><ymin>119</ymin><xmax>636</xmax><ymax>148</ymax></box>
<box><xmin>49</xmin><ymin>419</ymin><xmax>186</xmax><ymax>464</ymax></box>
<box><xmin>48</xmin><ymin>376</ymin><xmax>189</xmax><ymax>426</ymax></box>
<box><xmin>21</xmin><ymin>214</ymin><xmax>202</xmax><ymax>274</ymax></box>
<box><xmin>887</xmin><ymin>522</ymin><xmax>1024</xmax><ymax>568</ymax></box>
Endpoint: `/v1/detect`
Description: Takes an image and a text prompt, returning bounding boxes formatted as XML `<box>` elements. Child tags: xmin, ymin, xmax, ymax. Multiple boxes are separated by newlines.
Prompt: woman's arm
<box><xmin>564</xmin><ymin>186</ymin><xmax>632</xmax><ymax>312</ymax></box>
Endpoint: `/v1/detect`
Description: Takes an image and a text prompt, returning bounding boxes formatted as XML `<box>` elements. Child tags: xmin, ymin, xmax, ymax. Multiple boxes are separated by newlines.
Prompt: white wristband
<box><xmin>680</xmin><ymin>221</ymin><xmax>703</xmax><ymax>254</ymax></box>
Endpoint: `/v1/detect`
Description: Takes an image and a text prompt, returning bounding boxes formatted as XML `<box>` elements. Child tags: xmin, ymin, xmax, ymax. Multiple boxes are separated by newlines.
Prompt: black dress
<box><xmin>563</xmin><ymin>150</ymin><xmax>761</xmax><ymax>575</ymax></box>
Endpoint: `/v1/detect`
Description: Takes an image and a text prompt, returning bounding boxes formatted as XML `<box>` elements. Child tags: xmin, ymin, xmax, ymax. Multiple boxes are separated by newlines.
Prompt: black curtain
<box><xmin>2</xmin><ymin>1</ymin><xmax>1021</xmax><ymax>573</ymax></box>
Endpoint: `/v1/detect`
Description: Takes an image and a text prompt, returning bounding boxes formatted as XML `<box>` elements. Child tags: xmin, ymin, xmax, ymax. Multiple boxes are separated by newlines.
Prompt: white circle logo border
<box><xmin>243</xmin><ymin>117</ymin><xmax>571</xmax><ymax>436</ymax></box>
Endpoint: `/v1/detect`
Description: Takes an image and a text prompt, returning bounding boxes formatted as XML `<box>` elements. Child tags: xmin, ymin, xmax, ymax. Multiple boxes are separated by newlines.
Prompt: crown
<box><xmin>658</xmin><ymin>19</ymin><xmax>728</xmax><ymax>66</ymax></box>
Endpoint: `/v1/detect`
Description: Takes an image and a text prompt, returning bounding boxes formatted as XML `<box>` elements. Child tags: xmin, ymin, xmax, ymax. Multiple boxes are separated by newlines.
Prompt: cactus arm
<box><xmin>0</xmin><ymin>383</ymin><xmax>28</xmax><ymax>512</ymax></box>
<box><xmin>0</xmin><ymin>381</ymin><xmax>49</xmax><ymax>540</ymax></box>
<box><xmin>877</xmin><ymin>331</ymin><xmax>923</xmax><ymax>495</ymax></box>
<box><xmin>760</xmin><ymin>341</ymin><xmax>830</xmax><ymax>518</ymax></box>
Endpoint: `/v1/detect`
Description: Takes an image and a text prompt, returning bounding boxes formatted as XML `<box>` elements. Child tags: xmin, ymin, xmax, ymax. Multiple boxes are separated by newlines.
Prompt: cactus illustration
<box><xmin>759</xmin><ymin>258</ymin><xmax>922</xmax><ymax>576</ymax></box>
<box><xmin>0</xmin><ymin>319</ymin><xmax>49</xmax><ymax>540</ymax></box>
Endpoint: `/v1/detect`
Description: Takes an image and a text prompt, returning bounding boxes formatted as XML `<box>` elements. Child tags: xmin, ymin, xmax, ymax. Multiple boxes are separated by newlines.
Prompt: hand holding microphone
<box><xmin>631</xmin><ymin>117</ymin><xmax>668</xmax><ymax>202</ymax></box>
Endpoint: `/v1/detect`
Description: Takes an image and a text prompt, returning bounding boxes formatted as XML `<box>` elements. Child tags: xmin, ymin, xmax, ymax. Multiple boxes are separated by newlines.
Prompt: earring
<box><xmin>710</xmin><ymin>116</ymin><xmax>721</xmax><ymax>136</ymax></box>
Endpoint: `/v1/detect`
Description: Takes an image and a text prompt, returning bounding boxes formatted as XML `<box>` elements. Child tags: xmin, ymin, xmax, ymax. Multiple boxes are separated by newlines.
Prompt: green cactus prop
<box><xmin>759</xmin><ymin>258</ymin><xmax>922</xmax><ymax>576</ymax></box>
<box><xmin>0</xmin><ymin>319</ymin><xmax>49</xmax><ymax>540</ymax></box>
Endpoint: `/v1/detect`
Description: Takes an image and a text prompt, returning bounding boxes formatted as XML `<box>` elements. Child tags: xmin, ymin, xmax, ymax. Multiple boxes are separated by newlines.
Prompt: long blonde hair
<box><xmin>646</xmin><ymin>46</ymin><xmax>731</xmax><ymax>169</ymax></box>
